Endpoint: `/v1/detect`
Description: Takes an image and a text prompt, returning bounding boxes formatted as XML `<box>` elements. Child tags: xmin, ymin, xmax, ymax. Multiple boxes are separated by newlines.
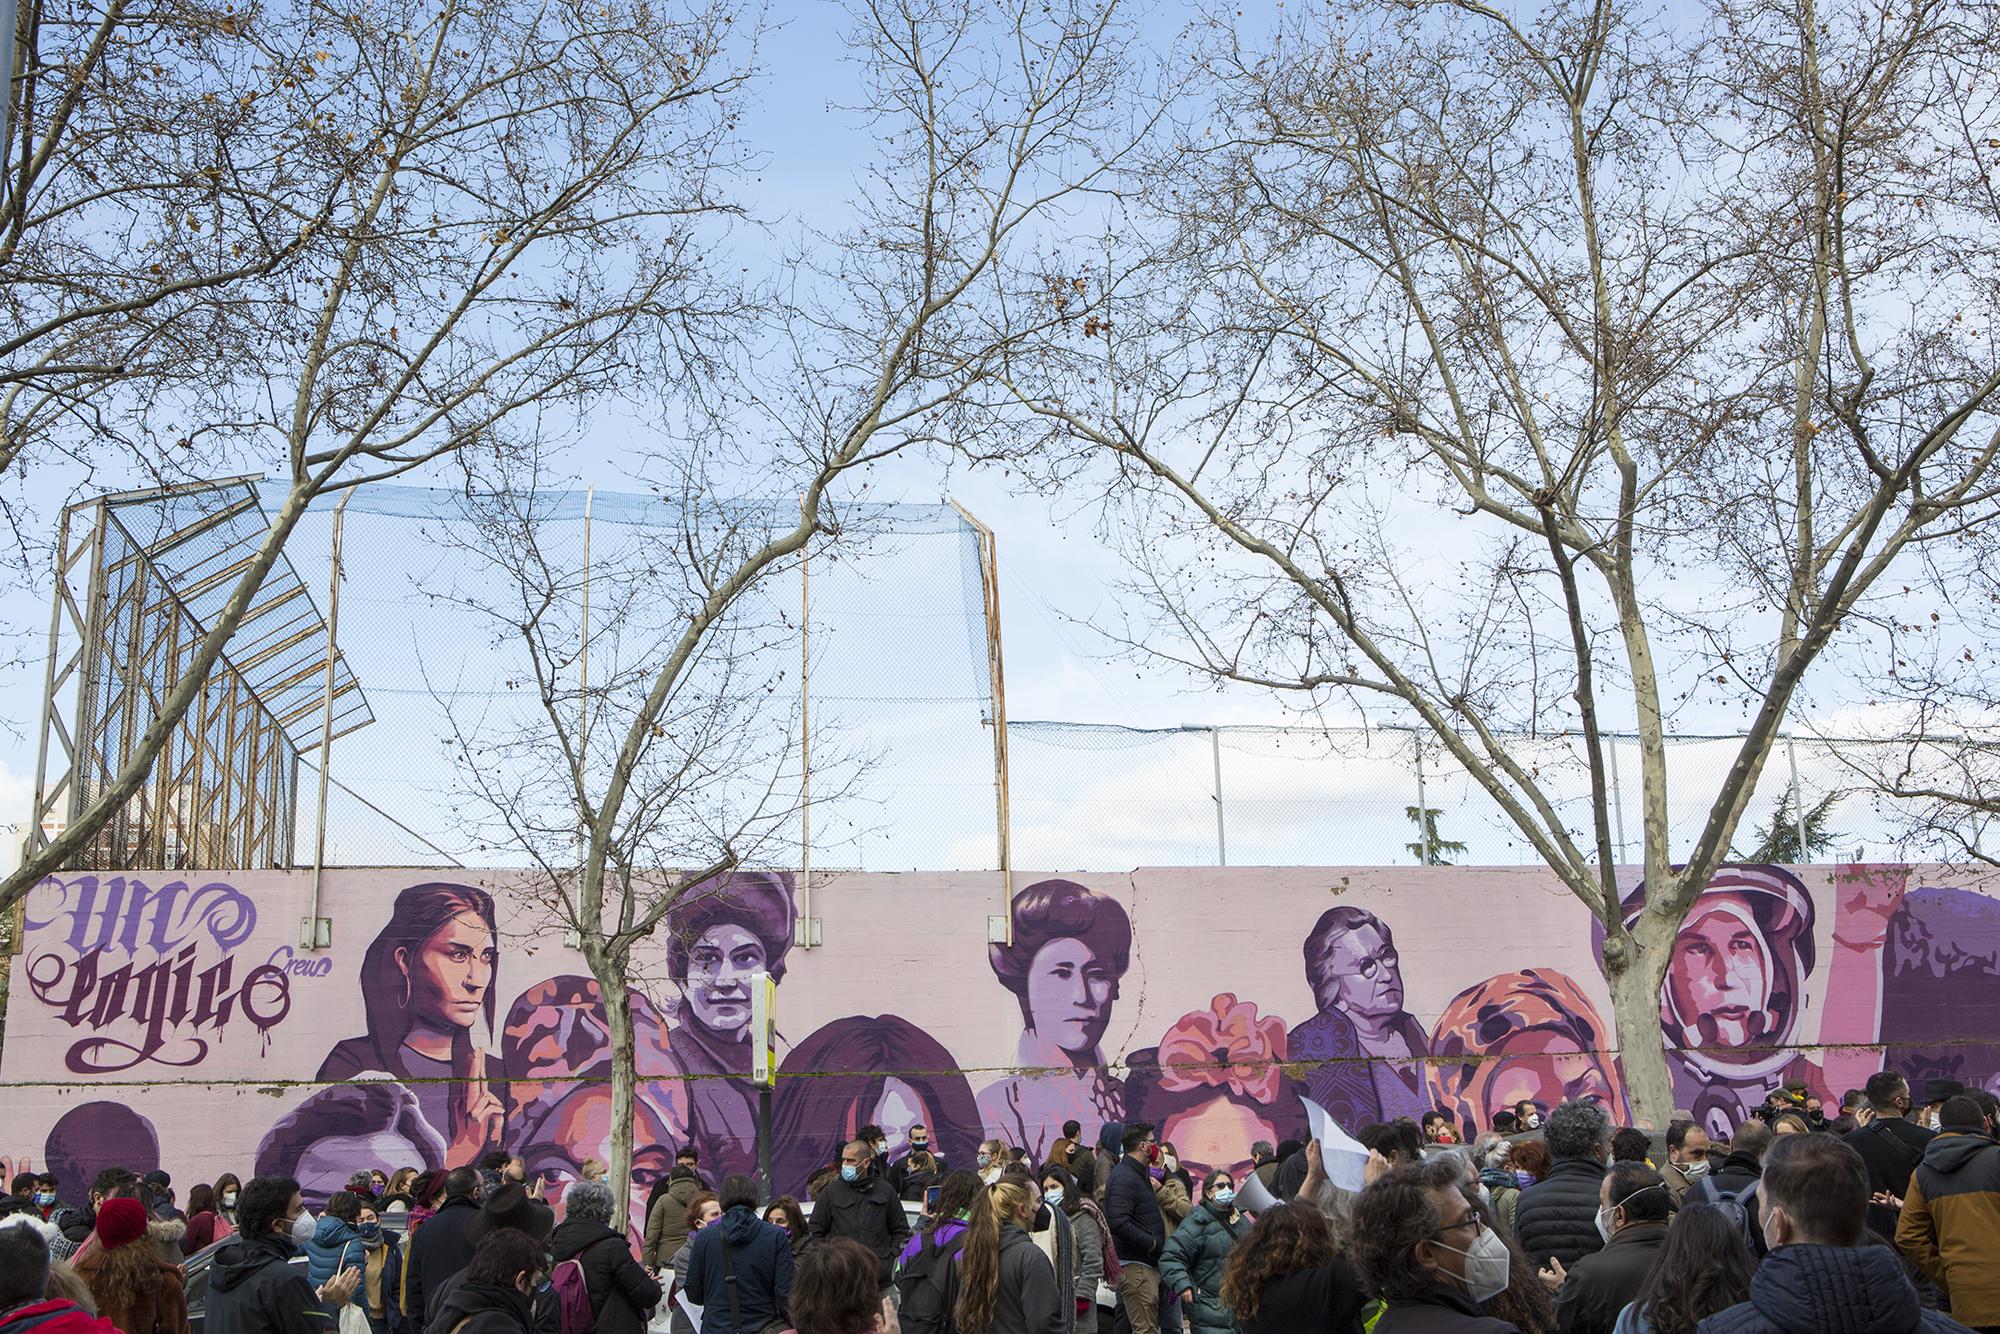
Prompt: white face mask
<box><xmin>1525</xmin><ymin>1113</ymin><xmax>1541</xmax><ymax>1130</ymax></box>
<box><xmin>1595</xmin><ymin>1206</ymin><xmax>1616</xmax><ymax>1244</ymax></box>
<box><xmin>291</xmin><ymin>1210</ymin><xmax>318</xmax><ymax>1246</ymax></box>
<box><xmin>1682</xmin><ymin>1160</ymin><xmax>1710</xmax><ymax>1181</ymax></box>
<box><xmin>1432</xmin><ymin>1228</ymin><xmax>1511</xmax><ymax>1304</ymax></box>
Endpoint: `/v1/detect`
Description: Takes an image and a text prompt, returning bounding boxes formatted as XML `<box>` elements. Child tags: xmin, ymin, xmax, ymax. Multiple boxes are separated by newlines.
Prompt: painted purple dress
<box><xmin>978</xmin><ymin>1031</ymin><xmax>1124</xmax><ymax>1162</ymax></box>
<box><xmin>1285</xmin><ymin>1008</ymin><xmax>1431</xmax><ymax>1128</ymax></box>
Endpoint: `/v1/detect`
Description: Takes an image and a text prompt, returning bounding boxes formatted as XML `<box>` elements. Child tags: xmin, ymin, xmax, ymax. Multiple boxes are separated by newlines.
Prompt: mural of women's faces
<box><xmin>978</xmin><ymin>879</ymin><xmax>1132</xmax><ymax>1162</ymax></box>
<box><xmin>400</xmin><ymin>913</ymin><xmax>499</xmax><ymax>1037</ymax></box>
<box><xmin>317</xmin><ymin>882</ymin><xmax>508</xmax><ymax>1166</ymax></box>
<box><xmin>684</xmin><ymin>922</ymin><xmax>766</xmax><ymax>1039</ymax></box>
<box><xmin>770</xmin><ymin>1014</ymin><xmax>983</xmax><ymax>1196</ymax></box>
<box><xmin>1666</xmin><ymin>902</ymin><xmax>1780</xmax><ymax>1048</ymax></box>
<box><xmin>1125</xmin><ymin>993</ymin><xmax>1302</xmax><ymax>1185</ymax></box>
<box><xmin>1027</xmin><ymin>937</ymin><xmax>1120</xmax><ymax>1054</ymax></box>
<box><xmin>1427</xmin><ymin>968</ymin><xmax>1630</xmax><ymax>1140</ymax></box>
<box><xmin>661</xmin><ymin>872</ymin><xmax>797</xmax><ymax>1183</ymax></box>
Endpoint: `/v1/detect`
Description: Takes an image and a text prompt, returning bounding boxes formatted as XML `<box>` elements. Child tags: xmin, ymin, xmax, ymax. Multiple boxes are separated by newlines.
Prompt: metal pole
<box><xmin>28</xmin><ymin>506</ymin><xmax>75</xmax><ymax>853</ymax></box>
<box><xmin>1787</xmin><ymin>735</ymin><xmax>1809</xmax><ymax>864</ymax></box>
<box><xmin>1211</xmin><ymin>726</ymin><xmax>1227</xmax><ymax>867</ymax></box>
<box><xmin>950</xmin><ymin>502</ymin><xmax>1012</xmax><ymax>944</ymax></box>
<box><xmin>578</xmin><ymin>486</ymin><xmax>593</xmax><ymax>753</ymax></box>
<box><xmin>1413</xmin><ymin>731</ymin><xmax>1431</xmax><ymax>866</ymax></box>
<box><xmin>1608</xmin><ymin>734</ymin><xmax>1628</xmax><ymax>865</ymax></box>
<box><xmin>758</xmin><ymin>1084</ymin><xmax>773</xmax><ymax>1204</ymax></box>
<box><xmin>0</xmin><ymin>0</ymin><xmax>19</xmax><ymax>210</ymax></box>
<box><xmin>305</xmin><ymin>487</ymin><xmax>355</xmax><ymax>950</ymax></box>
<box><xmin>798</xmin><ymin>531</ymin><xmax>812</xmax><ymax>948</ymax></box>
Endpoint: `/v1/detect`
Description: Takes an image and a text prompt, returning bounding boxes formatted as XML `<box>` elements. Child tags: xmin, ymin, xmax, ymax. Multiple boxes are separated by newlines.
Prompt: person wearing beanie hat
<box><xmin>71</xmin><ymin>1198</ymin><xmax>189</xmax><ymax>1334</ymax></box>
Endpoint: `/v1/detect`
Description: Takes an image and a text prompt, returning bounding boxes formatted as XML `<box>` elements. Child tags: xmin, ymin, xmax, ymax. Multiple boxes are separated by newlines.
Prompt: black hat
<box><xmin>140</xmin><ymin>1170</ymin><xmax>172</xmax><ymax>1188</ymax></box>
<box><xmin>465</xmin><ymin>1184</ymin><xmax>554</xmax><ymax>1244</ymax></box>
<box><xmin>1922</xmin><ymin>1077</ymin><xmax>1967</xmax><ymax>1105</ymax></box>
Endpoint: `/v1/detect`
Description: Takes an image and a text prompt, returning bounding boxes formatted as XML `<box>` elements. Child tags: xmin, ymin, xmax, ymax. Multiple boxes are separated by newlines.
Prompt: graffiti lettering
<box><xmin>26</xmin><ymin>876</ymin><xmax>256</xmax><ymax>958</ymax></box>
<box><xmin>27</xmin><ymin>944</ymin><xmax>291</xmax><ymax>1074</ymax></box>
<box><xmin>264</xmin><ymin>945</ymin><xmax>334</xmax><ymax>978</ymax></box>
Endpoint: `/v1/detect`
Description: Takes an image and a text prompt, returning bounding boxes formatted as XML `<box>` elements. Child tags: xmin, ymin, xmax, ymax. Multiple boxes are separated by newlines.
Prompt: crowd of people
<box><xmin>2</xmin><ymin>1072</ymin><xmax>1998</xmax><ymax>1334</ymax></box>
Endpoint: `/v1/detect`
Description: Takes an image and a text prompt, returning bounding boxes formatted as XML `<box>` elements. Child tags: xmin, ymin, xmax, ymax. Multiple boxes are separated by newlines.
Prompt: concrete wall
<box><xmin>3</xmin><ymin>864</ymin><xmax>1995</xmax><ymax>1208</ymax></box>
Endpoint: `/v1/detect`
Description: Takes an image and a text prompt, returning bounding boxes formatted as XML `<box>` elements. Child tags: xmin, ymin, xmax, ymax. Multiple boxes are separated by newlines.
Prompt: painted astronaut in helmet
<box><xmin>1614</xmin><ymin>866</ymin><xmax>1817</xmax><ymax>1138</ymax></box>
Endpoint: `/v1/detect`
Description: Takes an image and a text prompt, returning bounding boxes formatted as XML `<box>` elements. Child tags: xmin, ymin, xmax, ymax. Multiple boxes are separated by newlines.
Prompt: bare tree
<box><xmin>0</xmin><ymin>0</ymin><xmax>752</xmax><ymax>912</ymax></box>
<box><xmin>1005</xmin><ymin>0</ymin><xmax>2000</xmax><ymax>1125</ymax></box>
<box><xmin>431</xmin><ymin>0</ymin><xmax>1148</xmax><ymax>1201</ymax></box>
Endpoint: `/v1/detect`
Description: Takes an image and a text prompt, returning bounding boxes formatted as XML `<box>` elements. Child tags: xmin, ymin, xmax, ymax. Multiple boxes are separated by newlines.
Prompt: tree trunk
<box><xmin>599</xmin><ymin>949</ymin><xmax>638</xmax><ymax>1220</ymax></box>
<box><xmin>1603</xmin><ymin>921</ymin><xmax>1677</xmax><ymax>1131</ymax></box>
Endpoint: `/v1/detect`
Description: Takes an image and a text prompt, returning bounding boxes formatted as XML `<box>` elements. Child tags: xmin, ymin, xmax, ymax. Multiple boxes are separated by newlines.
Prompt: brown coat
<box><xmin>71</xmin><ymin>1242</ymin><xmax>190</xmax><ymax>1334</ymax></box>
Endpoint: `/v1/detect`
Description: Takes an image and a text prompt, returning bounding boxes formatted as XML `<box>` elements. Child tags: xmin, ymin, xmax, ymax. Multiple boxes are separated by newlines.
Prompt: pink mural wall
<box><xmin>2</xmin><ymin>863</ymin><xmax>1996</xmax><ymax>1210</ymax></box>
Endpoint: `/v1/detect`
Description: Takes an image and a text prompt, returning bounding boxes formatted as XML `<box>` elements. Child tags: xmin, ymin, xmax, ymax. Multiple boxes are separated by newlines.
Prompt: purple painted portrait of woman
<box><xmin>316</xmin><ymin>882</ymin><xmax>508</xmax><ymax>1166</ymax></box>
<box><xmin>770</xmin><ymin>1014</ymin><xmax>983</xmax><ymax>1196</ymax></box>
<box><xmin>661</xmin><ymin>872</ymin><xmax>796</xmax><ymax>1182</ymax></box>
<box><xmin>976</xmin><ymin>879</ymin><xmax>1132</xmax><ymax>1161</ymax></box>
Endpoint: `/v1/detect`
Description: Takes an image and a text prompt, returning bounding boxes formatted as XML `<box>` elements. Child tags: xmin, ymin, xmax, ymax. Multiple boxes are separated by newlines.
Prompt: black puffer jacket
<box><xmin>549</xmin><ymin>1220</ymin><xmax>662</xmax><ymax>1334</ymax></box>
<box><xmin>1513</xmin><ymin>1156</ymin><xmax>1607</xmax><ymax>1269</ymax></box>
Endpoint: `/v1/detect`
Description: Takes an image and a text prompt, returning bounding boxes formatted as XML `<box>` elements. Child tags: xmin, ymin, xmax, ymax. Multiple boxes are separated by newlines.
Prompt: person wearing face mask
<box><xmin>215</xmin><ymin>1175</ymin><xmax>245</xmax><ymax>1231</ymax></box>
<box><xmin>305</xmin><ymin>1192</ymin><xmax>371</xmax><ymax>1318</ymax></box>
<box><xmin>1545</xmin><ymin>1166</ymin><xmax>1670</xmax><ymax>1334</ymax></box>
<box><xmin>1105</xmin><ymin>1123</ymin><xmax>1168</xmax><ymax>1334</ymax></box>
<box><xmin>806</xmin><ymin>1142</ymin><xmax>911</xmax><ymax>1297</ymax></box>
<box><xmin>892</xmin><ymin>1124</ymin><xmax>945</xmax><ymax>1201</ymax></box>
<box><xmin>1351</xmin><ymin>1164</ymin><xmax>1520</xmax><ymax>1333</ymax></box>
<box><xmin>666</xmin><ymin>1192</ymin><xmax>718</xmax><ymax>1334</ymax></box>
<box><xmin>204</xmin><ymin>1176</ymin><xmax>358</xmax><ymax>1334</ymax></box>
<box><xmin>1011</xmin><ymin>1169</ymin><xmax>1075</xmax><ymax>1332</ymax></box>
<box><xmin>350</xmin><ymin>1204</ymin><xmax>407</xmax><ymax>1334</ymax></box>
<box><xmin>947</xmin><ymin>1178</ymin><xmax>1066</xmax><ymax>1334</ymax></box>
<box><xmin>1847</xmin><ymin>1071</ymin><xmax>1936</xmax><ymax>1242</ymax></box>
<box><xmin>185</xmin><ymin>1184</ymin><xmax>236</xmax><ymax>1255</ymax></box>
<box><xmin>1701</xmin><ymin>1134</ymin><xmax>1973</xmax><ymax>1334</ymax></box>
<box><xmin>1516</xmin><ymin>1103</ymin><xmax>1545</xmax><ymax>1134</ymax></box>
<box><xmin>423</xmin><ymin>1229</ymin><xmax>544</xmax><ymax>1334</ymax></box>
<box><xmin>1159</xmin><ymin>1171</ymin><xmax>1251</xmax><ymax>1332</ymax></box>
<box><xmin>976</xmin><ymin>1141</ymin><xmax>1008</xmax><ymax>1187</ymax></box>
<box><xmin>1660</xmin><ymin>1123</ymin><xmax>1712</xmax><ymax>1205</ymax></box>
<box><xmin>422</xmin><ymin>1186</ymin><xmax>555</xmax><ymax>1334</ymax></box>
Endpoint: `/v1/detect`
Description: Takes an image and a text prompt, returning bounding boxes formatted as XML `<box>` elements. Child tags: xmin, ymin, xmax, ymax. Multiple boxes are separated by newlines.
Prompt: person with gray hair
<box><xmin>549</xmin><ymin>1180</ymin><xmax>662</xmax><ymax>1334</ymax></box>
<box><xmin>1512</xmin><ymin>1101</ymin><xmax>1611</xmax><ymax>1271</ymax></box>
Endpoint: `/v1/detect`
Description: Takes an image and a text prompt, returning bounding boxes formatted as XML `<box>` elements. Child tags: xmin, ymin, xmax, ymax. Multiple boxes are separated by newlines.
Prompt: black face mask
<box><xmin>1033</xmin><ymin>1203</ymin><xmax>1052</xmax><ymax>1231</ymax></box>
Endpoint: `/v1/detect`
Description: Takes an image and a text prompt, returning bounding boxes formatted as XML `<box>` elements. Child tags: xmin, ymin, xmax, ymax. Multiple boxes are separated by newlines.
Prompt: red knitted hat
<box><xmin>96</xmin><ymin>1197</ymin><xmax>148</xmax><ymax>1249</ymax></box>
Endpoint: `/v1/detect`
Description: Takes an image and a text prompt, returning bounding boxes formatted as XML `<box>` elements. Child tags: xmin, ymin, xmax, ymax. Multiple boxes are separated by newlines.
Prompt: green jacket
<box><xmin>1158</xmin><ymin>1202</ymin><xmax>1250</xmax><ymax>1331</ymax></box>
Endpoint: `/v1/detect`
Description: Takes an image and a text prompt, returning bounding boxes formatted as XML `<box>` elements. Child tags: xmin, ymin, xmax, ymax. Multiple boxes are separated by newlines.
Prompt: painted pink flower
<box><xmin>1157</xmin><ymin>992</ymin><xmax>1287</xmax><ymax>1105</ymax></box>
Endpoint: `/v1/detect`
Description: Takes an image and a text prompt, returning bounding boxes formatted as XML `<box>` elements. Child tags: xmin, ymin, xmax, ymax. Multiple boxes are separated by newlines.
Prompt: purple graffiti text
<box><xmin>26</xmin><ymin>943</ymin><xmax>291</xmax><ymax>1074</ymax></box>
<box><xmin>27</xmin><ymin>876</ymin><xmax>257</xmax><ymax>958</ymax></box>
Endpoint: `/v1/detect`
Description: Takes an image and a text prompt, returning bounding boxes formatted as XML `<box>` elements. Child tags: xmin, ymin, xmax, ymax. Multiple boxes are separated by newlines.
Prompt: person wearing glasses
<box><xmin>1350</xmin><ymin>1161</ymin><xmax>1522</xmax><ymax>1333</ymax></box>
<box><xmin>1287</xmin><ymin>908</ymin><xmax>1435</xmax><ymax>1129</ymax></box>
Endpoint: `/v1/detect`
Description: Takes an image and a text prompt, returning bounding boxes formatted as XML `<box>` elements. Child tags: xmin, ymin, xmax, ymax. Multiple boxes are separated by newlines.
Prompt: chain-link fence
<box><xmin>1004</xmin><ymin>720</ymin><xmax>1994</xmax><ymax>870</ymax></box>
<box><xmin>30</xmin><ymin>480</ymin><xmax>1999</xmax><ymax>874</ymax></box>
<box><xmin>34</xmin><ymin>481</ymin><xmax>1003</xmax><ymax>873</ymax></box>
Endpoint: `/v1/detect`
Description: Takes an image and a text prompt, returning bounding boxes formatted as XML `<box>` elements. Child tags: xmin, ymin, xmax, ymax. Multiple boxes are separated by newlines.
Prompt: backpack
<box><xmin>896</xmin><ymin>1228</ymin><xmax>968</xmax><ymax>1334</ymax></box>
<box><xmin>551</xmin><ymin>1237</ymin><xmax>615</xmax><ymax>1334</ymax></box>
<box><xmin>1688</xmin><ymin>1175</ymin><xmax>1764</xmax><ymax>1255</ymax></box>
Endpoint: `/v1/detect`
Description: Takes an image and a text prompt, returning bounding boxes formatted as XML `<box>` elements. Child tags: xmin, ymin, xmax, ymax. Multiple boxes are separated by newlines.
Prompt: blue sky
<box><xmin>0</xmin><ymin>0</ymin><xmax>1935</xmax><ymax>875</ymax></box>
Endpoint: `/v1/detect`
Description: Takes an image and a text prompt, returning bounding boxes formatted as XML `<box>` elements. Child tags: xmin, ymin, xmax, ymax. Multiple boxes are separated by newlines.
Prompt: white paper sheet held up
<box><xmin>673</xmin><ymin>1291</ymin><xmax>703</xmax><ymax>1332</ymax></box>
<box><xmin>1303</xmin><ymin>1095</ymin><xmax>1371</xmax><ymax>1192</ymax></box>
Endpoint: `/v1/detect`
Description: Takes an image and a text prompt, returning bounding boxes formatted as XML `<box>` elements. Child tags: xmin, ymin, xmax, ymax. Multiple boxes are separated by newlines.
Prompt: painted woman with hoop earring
<box><xmin>318</xmin><ymin>882</ymin><xmax>510</xmax><ymax>1166</ymax></box>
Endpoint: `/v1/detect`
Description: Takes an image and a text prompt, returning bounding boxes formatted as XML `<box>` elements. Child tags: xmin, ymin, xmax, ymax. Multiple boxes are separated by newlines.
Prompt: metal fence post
<box><xmin>1608</xmin><ymin>734</ymin><xmax>1628</xmax><ymax>865</ymax></box>
<box><xmin>1787</xmin><ymin>735</ymin><xmax>1809</xmax><ymax>864</ymax></box>
<box><xmin>1414</xmin><ymin>731</ymin><xmax>1431</xmax><ymax>866</ymax></box>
